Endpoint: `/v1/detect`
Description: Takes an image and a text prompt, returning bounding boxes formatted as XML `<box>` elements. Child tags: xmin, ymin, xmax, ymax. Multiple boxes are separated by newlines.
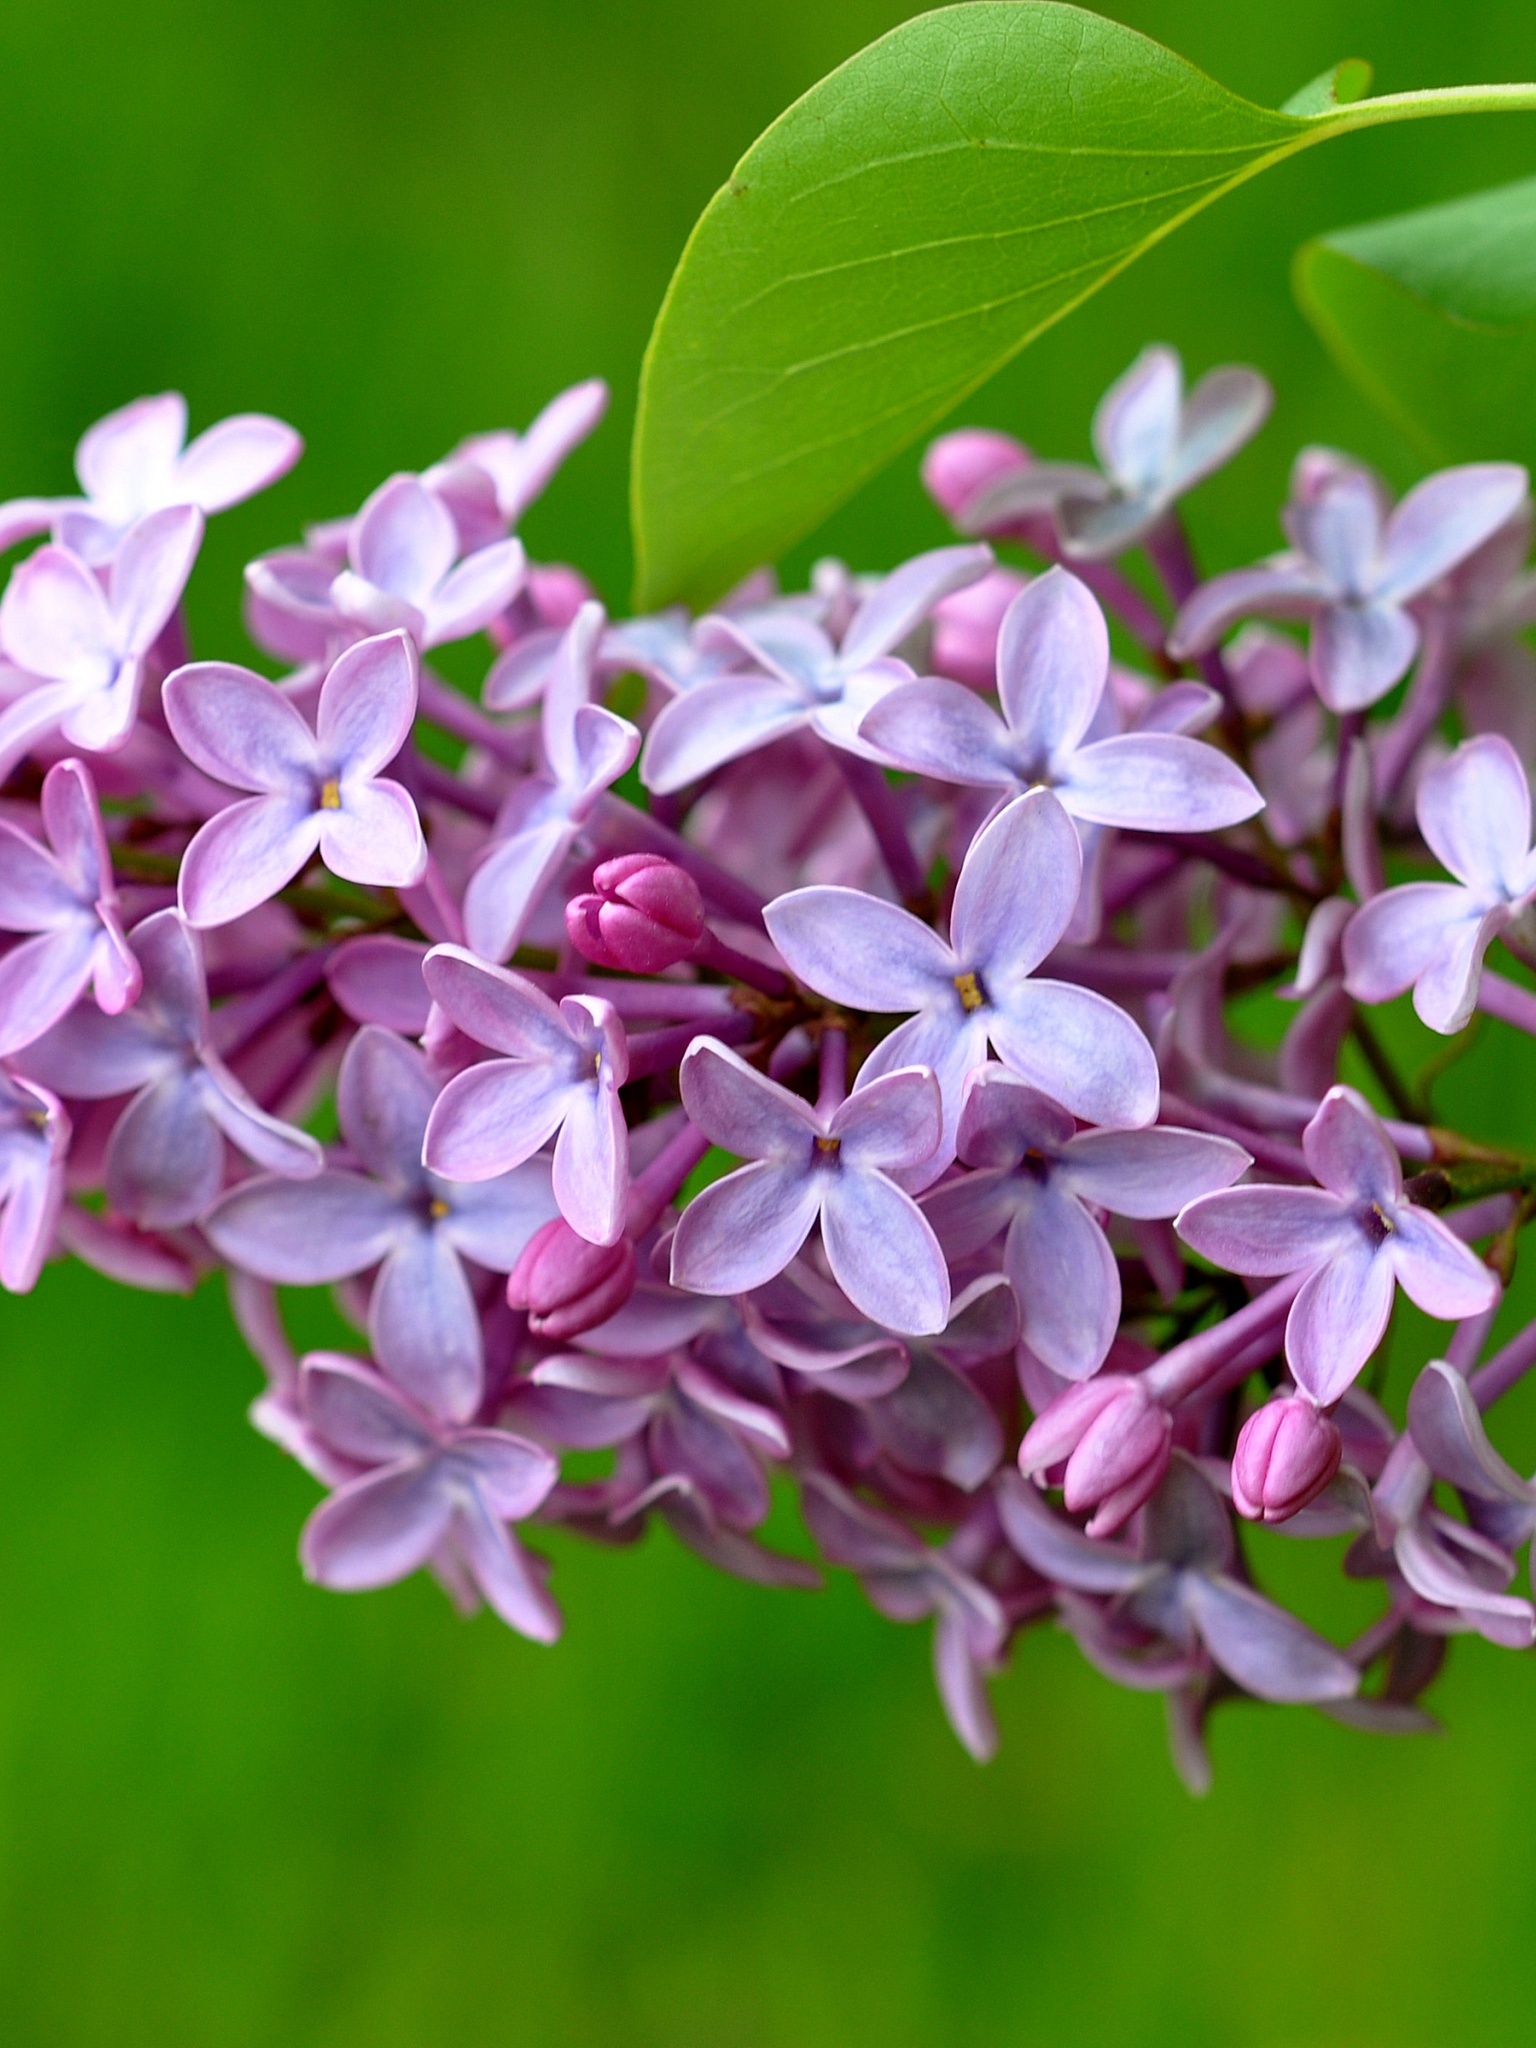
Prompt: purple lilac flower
<box><xmin>164</xmin><ymin>629</ymin><xmax>427</xmax><ymax>928</ymax></box>
<box><xmin>640</xmin><ymin>544</ymin><xmax>992</xmax><ymax>792</ymax></box>
<box><xmin>1343</xmin><ymin>734</ymin><xmax>1536</xmax><ymax>1033</ymax></box>
<box><xmin>0</xmin><ymin>758</ymin><xmax>140</xmax><ymax>1056</ymax></box>
<box><xmin>669</xmin><ymin>1036</ymin><xmax>950</xmax><ymax>1335</ymax></box>
<box><xmin>207</xmin><ymin>1026</ymin><xmax>558</xmax><ymax>1422</ymax></box>
<box><xmin>0</xmin><ymin>1071</ymin><xmax>69</xmax><ymax>1291</ymax></box>
<box><xmin>1176</xmin><ymin>1086</ymin><xmax>1496</xmax><ymax>1407</ymax></box>
<box><xmin>765</xmin><ymin>788</ymin><xmax>1160</xmax><ymax>1174</ymax></box>
<box><xmin>463</xmin><ymin>602</ymin><xmax>640</xmax><ymax>961</ymax></box>
<box><xmin>925</xmin><ymin>1065</ymin><xmax>1248</xmax><ymax>1381</ymax></box>
<box><xmin>18</xmin><ymin>908</ymin><xmax>321</xmax><ymax>1227</ymax></box>
<box><xmin>328</xmin><ymin>473</ymin><xmax>526</xmax><ymax>647</ymax></box>
<box><xmin>1171</xmin><ymin>452</ymin><xmax>1528</xmax><ymax>710</ymax></box>
<box><xmin>421</xmin><ymin>943</ymin><xmax>629</xmax><ymax>1246</ymax></box>
<box><xmin>0</xmin><ymin>506</ymin><xmax>203</xmax><ymax>774</ymax></box>
<box><xmin>0</xmin><ymin>392</ymin><xmax>301</xmax><ymax>562</ymax></box>
<box><xmin>298</xmin><ymin>1352</ymin><xmax>560</xmax><ymax>1641</ymax></box>
<box><xmin>860</xmin><ymin>566</ymin><xmax>1261</xmax><ymax>831</ymax></box>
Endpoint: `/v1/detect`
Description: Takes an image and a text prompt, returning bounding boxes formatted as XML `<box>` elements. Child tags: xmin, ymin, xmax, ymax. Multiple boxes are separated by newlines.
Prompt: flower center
<box><xmin>953</xmin><ymin>969</ymin><xmax>986</xmax><ymax>1013</ymax></box>
<box><xmin>429</xmin><ymin>1196</ymin><xmax>451</xmax><ymax>1221</ymax></box>
<box><xmin>1360</xmin><ymin>1201</ymin><xmax>1395</xmax><ymax>1247</ymax></box>
<box><xmin>814</xmin><ymin>1134</ymin><xmax>841</xmax><ymax>1158</ymax></box>
<box><xmin>319</xmin><ymin>776</ymin><xmax>342</xmax><ymax>811</ymax></box>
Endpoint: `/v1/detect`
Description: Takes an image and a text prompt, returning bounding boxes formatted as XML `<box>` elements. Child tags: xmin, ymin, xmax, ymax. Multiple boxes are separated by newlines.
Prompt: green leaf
<box><xmin>1295</xmin><ymin>175</ymin><xmax>1536</xmax><ymax>469</ymax></box>
<box><xmin>631</xmin><ymin>1</ymin><xmax>1536</xmax><ymax>610</ymax></box>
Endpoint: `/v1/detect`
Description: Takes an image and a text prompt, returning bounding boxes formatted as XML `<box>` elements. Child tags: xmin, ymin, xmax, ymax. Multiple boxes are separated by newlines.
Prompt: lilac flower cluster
<box><xmin>5</xmin><ymin>350</ymin><xmax>1536</xmax><ymax>1787</ymax></box>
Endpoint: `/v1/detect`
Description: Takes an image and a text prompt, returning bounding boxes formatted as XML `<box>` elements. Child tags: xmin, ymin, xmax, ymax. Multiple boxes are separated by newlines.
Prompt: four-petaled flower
<box><xmin>1176</xmin><ymin>1085</ymin><xmax>1497</xmax><ymax>1407</ymax></box>
<box><xmin>328</xmin><ymin>472</ymin><xmax>526</xmax><ymax>647</ymax></box>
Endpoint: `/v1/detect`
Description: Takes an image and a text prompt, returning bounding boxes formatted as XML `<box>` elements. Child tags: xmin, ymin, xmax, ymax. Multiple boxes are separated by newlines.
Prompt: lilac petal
<box><xmin>1165</xmin><ymin>366</ymin><xmax>1272</xmax><ymax>496</ymax></box>
<box><xmin>670</xmin><ymin>1161</ymin><xmax>824</xmax><ymax>1296</ymax></box>
<box><xmin>995</xmin><ymin>567</ymin><xmax>1109</xmax><ymax>764</ymax></box>
<box><xmin>302</xmin><ymin>1352</ymin><xmax>436</xmax><ymax>1461</ymax></box>
<box><xmin>302</xmin><ymin>1462</ymin><xmax>453</xmax><ymax>1591</ymax></box>
<box><xmin>109</xmin><ymin>505</ymin><xmax>204</xmax><ymax>652</ymax></box>
<box><xmin>424</xmin><ymin>1060</ymin><xmax>572</xmax><ymax>1182</ymax></box>
<box><xmin>955</xmin><ymin>1067</ymin><xmax>1074</xmax><ymax>1169</ymax></box>
<box><xmin>243</xmin><ymin>550</ymin><xmax>342</xmax><ymax>662</ymax></box>
<box><xmin>178</xmin><ymin>795</ymin><xmax>321</xmax><ymax>928</ymax></box>
<box><xmin>857</xmin><ymin>1006</ymin><xmax>989</xmax><ymax>1179</ymax></box>
<box><xmin>494</xmin><ymin>378</ymin><xmax>610</xmax><ymax>523</ymax></box>
<box><xmin>551</xmin><ymin>1078</ymin><xmax>628</xmax><ymax>1246</ymax></box>
<box><xmin>1176</xmin><ymin>1184</ymin><xmax>1353</xmax><ymax>1275</ymax></box>
<box><xmin>370</xmin><ymin>1227</ymin><xmax>482</xmax><ymax>1420</ymax></box>
<box><xmin>462</xmin><ymin>815</ymin><xmax>578</xmax><ymax>963</ymax></box>
<box><xmin>763</xmin><ymin>886</ymin><xmax>954</xmax><ymax>1011</ymax></box>
<box><xmin>423</xmin><ymin>538</ymin><xmax>526</xmax><ymax>646</ymax></box>
<box><xmin>1388</xmin><ymin>1208</ymin><xmax>1499</xmax><ymax>1322</ymax></box>
<box><xmin>439</xmin><ymin>1160</ymin><xmax>558</xmax><ymax>1270</ymax></box>
<box><xmin>1408</xmin><ymin>1360</ymin><xmax>1536</xmax><ymax>1504</ymax></box>
<box><xmin>1286</xmin><ymin>1239</ymin><xmax>1396</xmax><ymax>1407</ymax></box>
<box><xmin>197</xmin><ymin>1061</ymin><xmax>324</xmax><ymax>1177</ymax></box>
<box><xmin>1393</xmin><ymin>1517</ymin><xmax>1535</xmax><ymax>1646</ymax></box>
<box><xmin>162</xmin><ymin>662</ymin><xmax>316</xmax><ymax>792</ymax></box>
<box><xmin>830</xmin><ymin>1065</ymin><xmax>942</xmax><ymax>1174</ymax></box>
<box><xmin>0</xmin><ymin>926</ymin><xmax>99</xmax><ymax>1057</ymax></box>
<box><xmin>1311</xmin><ymin>601</ymin><xmax>1419</xmax><ymax>713</ymax></box>
<box><xmin>1342</xmin><ymin>883</ymin><xmax>1481</xmax><ymax>1010</ymax></box>
<box><xmin>482</xmin><ymin>629</ymin><xmax>563</xmax><ymax>711</ymax></box>
<box><xmin>1059</xmin><ymin>732</ymin><xmax>1262</xmax><ymax>832</ymax></box>
<box><xmin>452</xmin><ymin>1499</ymin><xmax>563</xmax><ymax>1640</ymax></box>
<box><xmin>75</xmin><ymin>393</ymin><xmax>186</xmax><ymax>508</ymax></box>
<box><xmin>337</xmin><ymin>1024</ymin><xmax>434</xmax><ymax>1183</ymax></box>
<box><xmin>207</xmin><ymin>1171</ymin><xmax>401</xmax><ymax>1283</ymax></box>
<box><xmin>1061</xmin><ymin>1126</ymin><xmax>1249</xmax><ymax>1217</ymax></box>
<box><xmin>821</xmin><ymin>1169</ymin><xmax>951</xmax><ymax>1335</ymax></box>
<box><xmin>455</xmin><ymin>1429</ymin><xmax>560</xmax><ymax>1519</ymax></box>
<box><xmin>1003</xmin><ymin>1181</ymin><xmax>1119</xmax><ymax>1381</ymax></box>
<box><xmin>104</xmin><ymin>1073</ymin><xmax>224</xmax><ymax>1228</ymax></box>
<box><xmin>421</xmin><ymin>945</ymin><xmax>573</xmax><ymax>1061</ymax></box>
<box><xmin>39</xmin><ymin>757</ymin><xmax>108</xmax><ymax>898</ymax></box>
<box><xmin>0</xmin><ymin>544</ymin><xmax>114</xmax><ymax>686</ymax></box>
<box><xmin>1411</xmin><ymin>905</ymin><xmax>1505</xmax><ymax>1036</ymax></box>
<box><xmin>641</xmin><ymin>672</ymin><xmax>810</xmax><ymax>793</ymax></box>
<box><xmin>1183</xmin><ymin>1574</ymin><xmax>1356</xmax><ymax>1702</ymax></box>
<box><xmin>0</xmin><ymin>681</ymin><xmax>93</xmax><ymax>783</ymax></box>
<box><xmin>538</xmin><ymin>601</ymin><xmax>605</xmax><ymax>780</ymax></box>
<box><xmin>320</xmin><ymin>778</ymin><xmax>427</xmax><ymax>889</ymax></box>
<box><xmin>995</xmin><ymin>1472</ymin><xmax>1145</xmax><ymax>1592</ymax></box>
<box><xmin>327</xmin><ymin>935</ymin><xmax>431</xmax><ymax>1034</ymax></box>
<box><xmin>857</xmin><ymin>677</ymin><xmax>1016</xmax><ymax>786</ymax></box>
<box><xmin>173</xmin><ymin>413</ymin><xmax>302</xmax><ymax>511</ymax></box>
<box><xmin>1302</xmin><ymin>1086</ymin><xmax>1401</xmax><ymax>1204</ymax></box>
<box><xmin>352</xmin><ymin>474</ymin><xmax>456</xmax><ymax>603</ymax></box>
<box><xmin>950</xmin><ymin>788</ymin><xmax>1082</xmax><ymax>981</ymax></box>
<box><xmin>0</xmin><ymin>498</ymin><xmax>58</xmax><ymax>550</ymax></box>
<box><xmin>839</xmin><ymin>543</ymin><xmax>992</xmax><ymax>667</ymax></box>
<box><xmin>920</xmin><ymin>1167</ymin><xmax>1017</xmax><ymax>1258</ymax></box>
<box><xmin>1378</xmin><ymin>463</ymin><xmax>1529</xmax><ymax>603</ymax></box>
<box><xmin>986</xmin><ymin>978</ymin><xmax>1158</xmax><ymax>1129</ymax></box>
<box><xmin>60</xmin><ymin>654</ymin><xmax>145</xmax><ymax>753</ymax></box>
<box><xmin>1168</xmin><ymin>563</ymin><xmax>1330</xmax><ymax>658</ymax></box>
<box><xmin>679</xmin><ymin>1036</ymin><xmax>818</xmax><ymax>1160</ymax></box>
<box><xmin>932</xmin><ymin>1607</ymin><xmax>998</xmax><ymax>1762</ymax></box>
<box><xmin>1416</xmin><ymin>734</ymin><xmax>1532</xmax><ymax>896</ymax></box>
<box><xmin>1093</xmin><ymin>345</ymin><xmax>1181</xmax><ymax>490</ymax></box>
<box><xmin>316</xmin><ymin>630</ymin><xmax>417</xmax><ymax>778</ymax></box>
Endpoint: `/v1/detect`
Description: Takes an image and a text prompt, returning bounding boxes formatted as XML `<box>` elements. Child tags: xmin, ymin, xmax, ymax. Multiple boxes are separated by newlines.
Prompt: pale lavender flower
<box><xmin>207</xmin><ymin>1026</ymin><xmax>558</xmax><ymax>1422</ymax></box>
<box><xmin>925</xmin><ymin>1066</ymin><xmax>1248</xmax><ymax>1381</ymax></box>
<box><xmin>1171</xmin><ymin>453</ymin><xmax>1528</xmax><ymax>710</ymax></box>
<box><xmin>959</xmin><ymin>346</ymin><xmax>1272</xmax><ymax>559</ymax></box>
<box><xmin>298</xmin><ymin>1352</ymin><xmax>560</xmax><ymax>1641</ymax></box>
<box><xmin>0</xmin><ymin>392</ymin><xmax>301</xmax><ymax>562</ymax></box>
<box><xmin>463</xmin><ymin>603</ymin><xmax>639</xmax><ymax>961</ymax></box>
<box><xmin>670</xmin><ymin>1037</ymin><xmax>950</xmax><ymax>1334</ymax></box>
<box><xmin>640</xmin><ymin>544</ymin><xmax>992</xmax><ymax>792</ymax></box>
<box><xmin>1177</xmin><ymin>1086</ymin><xmax>1496</xmax><ymax>1407</ymax></box>
<box><xmin>164</xmin><ymin>629</ymin><xmax>427</xmax><ymax>928</ymax></box>
<box><xmin>424</xmin><ymin>378</ymin><xmax>609</xmax><ymax>552</ymax></box>
<box><xmin>421</xmin><ymin>943</ymin><xmax>629</xmax><ymax>1246</ymax></box>
<box><xmin>765</xmin><ymin>789</ymin><xmax>1160</xmax><ymax>1175</ymax></box>
<box><xmin>0</xmin><ymin>1071</ymin><xmax>69</xmax><ymax>1291</ymax></box>
<box><xmin>20</xmin><ymin>908</ymin><xmax>321</xmax><ymax>1225</ymax></box>
<box><xmin>860</xmin><ymin>567</ymin><xmax>1261</xmax><ymax>830</ymax></box>
<box><xmin>0</xmin><ymin>758</ymin><xmax>140</xmax><ymax>1056</ymax></box>
<box><xmin>0</xmin><ymin>507</ymin><xmax>204</xmax><ymax>775</ymax></box>
<box><xmin>1343</xmin><ymin>734</ymin><xmax>1536</xmax><ymax>1033</ymax></box>
<box><xmin>328</xmin><ymin>473</ymin><xmax>526</xmax><ymax>647</ymax></box>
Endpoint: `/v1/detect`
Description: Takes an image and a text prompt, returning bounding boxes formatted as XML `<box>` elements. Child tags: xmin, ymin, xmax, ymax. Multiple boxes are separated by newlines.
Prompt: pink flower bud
<box><xmin>921</xmin><ymin>429</ymin><xmax>1031</xmax><ymax>522</ymax></box>
<box><xmin>507</xmin><ymin>1218</ymin><xmax>637</xmax><ymax>1340</ymax></box>
<box><xmin>1019</xmin><ymin>1374</ymin><xmax>1172</xmax><ymax>1539</ymax></box>
<box><xmin>527</xmin><ymin>562</ymin><xmax>594</xmax><ymax>631</ymax></box>
<box><xmin>930</xmin><ymin>567</ymin><xmax>1030</xmax><ymax>689</ymax></box>
<box><xmin>1231</xmin><ymin>1396</ymin><xmax>1342</xmax><ymax>1524</ymax></box>
<box><xmin>566</xmin><ymin>854</ymin><xmax>706</xmax><ymax>973</ymax></box>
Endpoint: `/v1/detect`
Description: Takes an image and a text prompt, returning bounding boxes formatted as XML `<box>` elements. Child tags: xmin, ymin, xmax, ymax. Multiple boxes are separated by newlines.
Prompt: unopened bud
<box><xmin>1231</xmin><ymin>1395</ymin><xmax>1341</xmax><ymax>1525</ymax></box>
<box><xmin>527</xmin><ymin>562</ymin><xmax>594</xmax><ymax>631</ymax></box>
<box><xmin>921</xmin><ymin>429</ymin><xmax>1031</xmax><ymax>523</ymax></box>
<box><xmin>507</xmin><ymin>1218</ymin><xmax>637</xmax><ymax>1340</ymax></box>
<box><xmin>931</xmin><ymin>568</ymin><xmax>1030</xmax><ymax>689</ymax></box>
<box><xmin>566</xmin><ymin>854</ymin><xmax>706</xmax><ymax>974</ymax></box>
<box><xmin>1020</xmin><ymin>1374</ymin><xmax>1172</xmax><ymax>1538</ymax></box>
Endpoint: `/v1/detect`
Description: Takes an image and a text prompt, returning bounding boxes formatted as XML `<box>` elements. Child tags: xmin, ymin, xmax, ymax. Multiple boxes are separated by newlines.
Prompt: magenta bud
<box><xmin>1231</xmin><ymin>1396</ymin><xmax>1342</xmax><ymax>1525</ymax></box>
<box><xmin>921</xmin><ymin>429</ymin><xmax>1031</xmax><ymax>522</ymax></box>
<box><xmin>931</xmin><ymin>567</ymin><xmax>1031</xmax><ymax>689</ymax></box>
<box><xmin>507</xmin><ymin>1218</ymin><xmax>637</xmax><ymax>1340</ymax></box>
<box><xmin>566</xmin><ymin>853</ymin><xmax>707</xmax><ymax>974</ymax></box>
<box><xmin>1020</xmin><ymin>1374</ymin><xmax>1173</xmax><ymax>1538</ymax></box>
<box><xmin>527</xmin><ymin>562</ymin><xmax>594</xmax><ymax>631</ymax></box>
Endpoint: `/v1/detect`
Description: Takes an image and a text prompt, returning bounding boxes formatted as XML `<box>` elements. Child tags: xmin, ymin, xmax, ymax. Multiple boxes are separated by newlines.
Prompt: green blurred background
<box><xmin>4</xmin><ymin>3</ymin><xmax>1536</xmax><ymax>2041</ymax></box>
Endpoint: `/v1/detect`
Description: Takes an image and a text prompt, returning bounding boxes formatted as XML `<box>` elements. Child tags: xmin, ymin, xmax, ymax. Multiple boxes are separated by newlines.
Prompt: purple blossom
<box><xmin>669</xmin><ymin>1036</ymin><xmax>950</xmax><ymax>1335</ymax></box>
<box><xmin>18</xmin><ymin>908</ymin><xmax>321</xmax><ymax>1227</ymax></box>
<box><xmin>860</xmin><ymin>567</ymin><xmax>1261</xmax><ymax>831</ymax></box>
<box><xmin>328</xmin><ymin>473</ymin><xmax>526</xmax><ymax>647</ymax></box>
<box><xmin>421</xmin><ymin>943</ymin><xmax>629</xmax><ymax>1246</ymax></box>
<box><xmin>0</xmin><ymin>506</ymin><xmax>203</xmax><ymax>775</ymax></box>
<box><xmin>424</xmin><ymin>378</ymin><xmax>609</xmax><ymax>551</ymax></box>
<box><xmin>207</xmin><ymin>1026</ymin><xmax>558</xmax><ymax>1422</ymax></box>
<box><xmin>1343</xmin><ymin>734</ymin><xmax>1536</xmax><ymax>1033</ymax></box>
<box><xmin>0</xmin><ymin>1071</ymin><xmax>68</xmax><ymax>1291</ymax></box>
<box><xmin>298</xmin><ymin>1352</ymin><xmax>560</xmax><ymax>1641</ymax></box>
<box><xmin>0</xmin><ymin>758</ymin><xmax>140</xmax><ymax>1056</ymax></box>
<box><xmin>926</xmin><ymin>1065</ymin><xmax>1248</xmax><ymax>1381</ymax></box>
<box><xmin>1176</xmin><ymin>1086</ymin><xmax>1497</xmax><ymax>1407</ymax></box>
<box><xmin>764</xmin><ymin>789</ymin><xmax>1160</xmax><ymax>1174</ymax></box>
<box><xmin>640</xmin><ymin>544</ymin><xmax>992</xmax><ymax>793</ymax></box>
<box><xmin>1171</xmin><ymin>453</ymin><xmax>1528</xmax><ymax>710</ymax></box>
<box><xmin>164</xmin><ymin>629</ymin><xmax>427</xmax><ymax>928</ymax></box>
<box><xmin>0</xmin><ymin>392</ymin><xmax>301</xmax><ymax>562</ymax></box>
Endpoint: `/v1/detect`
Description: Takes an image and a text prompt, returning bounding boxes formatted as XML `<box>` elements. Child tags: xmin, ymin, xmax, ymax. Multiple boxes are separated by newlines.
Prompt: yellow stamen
<box><xmin>429</xmin><ymin>1197</ymin><xmax>451</xmax><ymax>1221</ymax></box>
<box><xmin>319</xmin><ymin>776</ymin><xmax>342</xmax><ymax>811</ymax></box>
<box><xmin>953</xmin><ymin>970</ymin><xmax>985</xmax><ymax>1013</ymax></box>
<box><xmin>814</xmin><ymin>1135</ymin><xmax>840</xmax><ymax>1156</ymax></box>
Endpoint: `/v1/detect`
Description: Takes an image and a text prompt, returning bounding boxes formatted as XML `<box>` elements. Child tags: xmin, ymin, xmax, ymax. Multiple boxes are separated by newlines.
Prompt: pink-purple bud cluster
<box><xmin>2</xmin><ymin>348</ymin><xmax>1535</xmax><ymax>1788</ymax></box>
